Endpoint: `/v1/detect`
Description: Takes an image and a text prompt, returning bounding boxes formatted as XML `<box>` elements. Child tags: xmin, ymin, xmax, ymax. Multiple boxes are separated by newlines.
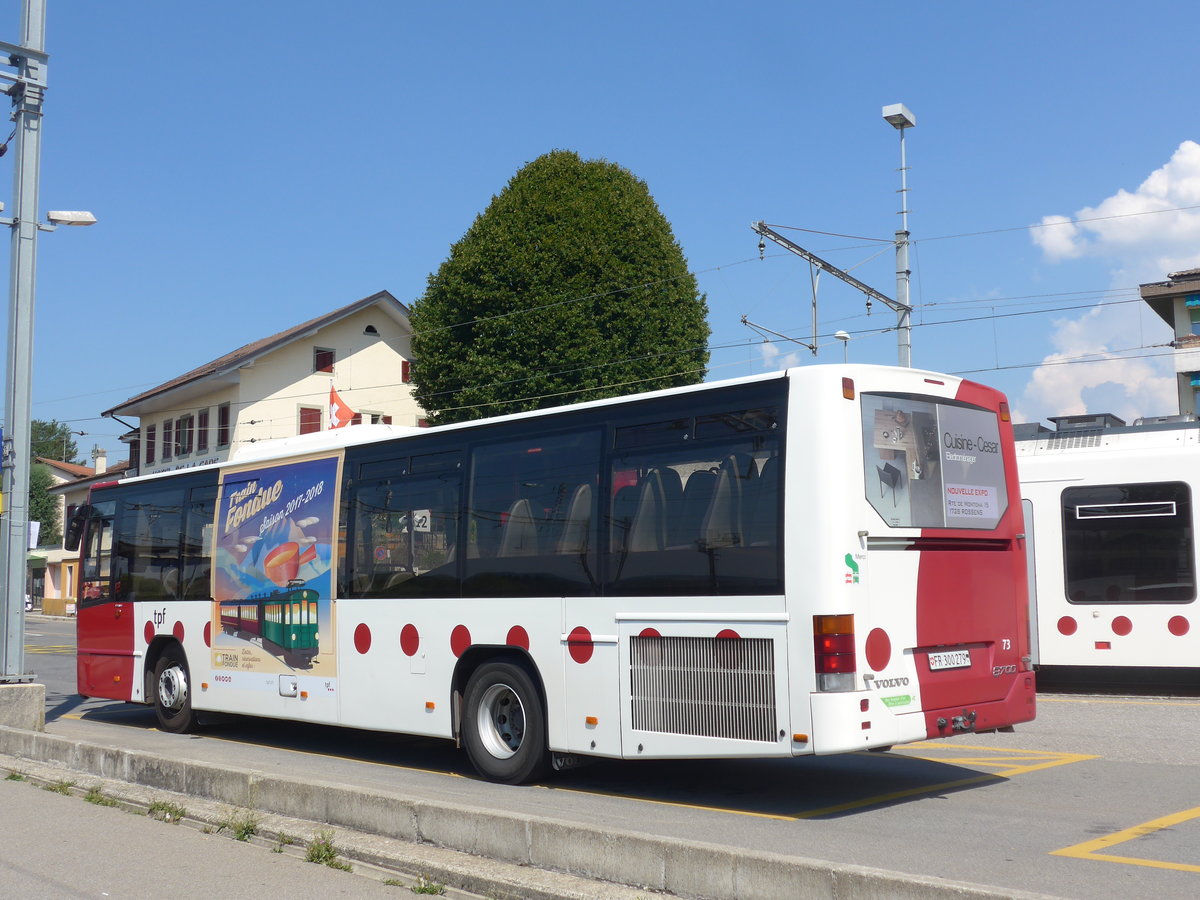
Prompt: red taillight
<box><xmin>814</xmin><ymin>615</ymin><xmax>856</xmax><ymax>690</ymax></box>
<box><xmin>842</xmin><ymin>377</ymin><xmax>855</xmax><ymax>400</ymax></box>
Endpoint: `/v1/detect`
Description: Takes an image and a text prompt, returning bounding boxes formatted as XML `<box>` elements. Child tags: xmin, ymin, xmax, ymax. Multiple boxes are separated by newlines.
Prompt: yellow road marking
<box><xmin>903</xmin><ymin>742</ymin><xmax>1098</xmax><ymax>778</ymax></box>
<box><xmin>1052</xmin><ymin>806</ymin><xmax>1200</xmax><ymax>873</ymax></box>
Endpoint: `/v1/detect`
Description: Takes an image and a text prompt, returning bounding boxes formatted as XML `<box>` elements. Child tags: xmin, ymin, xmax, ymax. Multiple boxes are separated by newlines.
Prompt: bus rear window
<box><xmin>861</xmin><ymin>392</ymin><xmax>1008</xmax><ymax>529</ymax></box>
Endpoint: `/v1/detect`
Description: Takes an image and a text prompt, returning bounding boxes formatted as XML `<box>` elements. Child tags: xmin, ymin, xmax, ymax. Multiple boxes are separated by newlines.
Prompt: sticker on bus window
<box><xmin>210</xmin><ymin>454</ymin><xmax>340</xmax><ymax>681</ymax></box>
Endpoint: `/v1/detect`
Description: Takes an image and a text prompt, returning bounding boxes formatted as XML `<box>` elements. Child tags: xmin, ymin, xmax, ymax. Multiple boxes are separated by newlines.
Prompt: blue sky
<box><xmin>3</xmin><ymin>0</ymin><xmax>1199</xmax><ymax>462</ymax></box>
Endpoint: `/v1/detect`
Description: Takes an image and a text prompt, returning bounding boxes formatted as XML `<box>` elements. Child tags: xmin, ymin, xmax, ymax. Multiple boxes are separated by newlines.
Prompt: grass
<box><xmin>305</xmin><ymin>830</ymin><xmax>352</xmax><ymax>871</ymax></box>
<box><xmin>147</xmin><ymin>798</ymin><xmax>187</xmax><ymax>823</ymax></box>
<box><xmin>84</xmin><ymin>785</ymin><xmax>119</xmax><ymax>807</ymax></box>
<box><xmin>4</xmin><ymin>771</ymin><xmax>26</xmax><ymax>782</ymax></box>
<box><xmin>217</xmin><ymin>808</ymin><xmax>260</xmax><ymax>842</ymax></box>
<box><xmin>410</xmin><ymin>875</ymin><xmax>446</xmax><ymax>895</ymax></box>
<box><xmin>272</xmin><ymin>832</ymin><xmax>297</xmax><ymax>853</ymax></box>
<box><xmin>42</xmin><ymin>779</ymin><xmax>74</xmax><ymax>795</ymax></box>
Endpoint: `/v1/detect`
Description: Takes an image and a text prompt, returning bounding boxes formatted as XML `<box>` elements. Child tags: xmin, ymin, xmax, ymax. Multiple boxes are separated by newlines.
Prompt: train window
<box><xmin>1062</xmin><ymin>481</ymin><xmax>1195</xmax><ymax>604</ymax></box>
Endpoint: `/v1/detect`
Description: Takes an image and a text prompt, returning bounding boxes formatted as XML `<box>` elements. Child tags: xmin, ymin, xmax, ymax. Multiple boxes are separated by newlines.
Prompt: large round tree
<box><xmin>410</xmin><ymin>150</ymin><xmax>710</xmax><ymax>424</ymax></box>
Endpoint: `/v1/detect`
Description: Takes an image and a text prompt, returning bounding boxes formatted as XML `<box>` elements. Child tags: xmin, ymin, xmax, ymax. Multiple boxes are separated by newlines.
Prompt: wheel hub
<box><xmin>158</xmin><ymin>665</ymin><xmax>188</xmax><ymax>711</ymax></box>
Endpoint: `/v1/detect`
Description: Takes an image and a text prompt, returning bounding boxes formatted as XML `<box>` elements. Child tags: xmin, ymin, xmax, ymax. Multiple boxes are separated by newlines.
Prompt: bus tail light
<box><xmin>842</xmin><ymin>377</ymin><xmax>855</xmax><ymax>400</ymax></box>
<box><xmin>814</xmin><ymin>614</ymin><xmax>856</xmax><ymax>691</ymax></box>
<box><xmin>999</xmin><ymin>401</ymin><xmax>1011</xmax><ymax>423</ymax></box>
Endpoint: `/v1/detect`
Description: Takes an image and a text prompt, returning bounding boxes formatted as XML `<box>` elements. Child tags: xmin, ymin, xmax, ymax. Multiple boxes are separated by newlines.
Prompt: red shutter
<box><xmin>401</xmin><ymin>360</ymin><xmax>411</xmax><ymax>383</ymax></box>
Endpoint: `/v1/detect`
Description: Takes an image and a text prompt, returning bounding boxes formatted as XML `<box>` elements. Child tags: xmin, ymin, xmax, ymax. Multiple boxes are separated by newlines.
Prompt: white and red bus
<box><xmin>70</xmin><ymin>365</ymin><xmax>1034</xmax><ymax>783</ymax></box>
<box><xmin>1017</xmin><ymin>413</ymin><xmax>1200</xmax><ymax>675</ymax></box>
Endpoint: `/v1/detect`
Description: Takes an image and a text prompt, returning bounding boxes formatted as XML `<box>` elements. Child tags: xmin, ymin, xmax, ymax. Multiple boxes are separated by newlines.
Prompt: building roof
<box><xmin>46</xmin><ymin>460</ymin><xmax>133</xmax><ymax>496</ymax></box>
<box><xmin>35</xmin><ymin>458</ymin><xmax>95</xmax><ymax>479</ymax></box>
<box><xmin>1139</xmin><ymin>268</ymin><xmax>1200</xmax><ymax>327</ymax></box>
<box><xmin>102</xmin><ymin>290</ymin><xmax>409</xmax><ymax>418</ymax></box>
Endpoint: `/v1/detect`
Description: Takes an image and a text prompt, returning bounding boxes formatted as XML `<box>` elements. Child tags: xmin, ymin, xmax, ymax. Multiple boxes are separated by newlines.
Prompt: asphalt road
<box><xmin>20</xmin><ymin>615</ymin><xmax>1200</xmax><ymax>899</ymax></box>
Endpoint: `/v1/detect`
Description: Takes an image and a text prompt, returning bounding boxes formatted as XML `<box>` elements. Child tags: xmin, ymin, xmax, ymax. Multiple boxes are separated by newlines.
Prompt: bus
<box><xmin>1017</xmin><ymin>412</ymin><xmax>1200</xmax><ymax>677</ymax></box>
<box><xmin>70</xmin><ymin>365</ymin><xmax>1035</xmax><ymax>783</ymax></box>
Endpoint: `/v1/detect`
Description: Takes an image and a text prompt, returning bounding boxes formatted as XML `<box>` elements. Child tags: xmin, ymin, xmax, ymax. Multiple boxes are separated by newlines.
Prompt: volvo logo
<box><xmin>873</xmin><ymin>676</ymin><xmax>910</xmax><ymax>689</ymax></box>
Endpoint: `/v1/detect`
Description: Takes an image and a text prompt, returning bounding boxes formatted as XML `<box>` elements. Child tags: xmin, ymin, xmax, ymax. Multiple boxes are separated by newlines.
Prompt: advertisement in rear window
<box><xmin>861</xmin><ymin>393</ymin><xmax>1007</xmax><ymax>529</ymax></box>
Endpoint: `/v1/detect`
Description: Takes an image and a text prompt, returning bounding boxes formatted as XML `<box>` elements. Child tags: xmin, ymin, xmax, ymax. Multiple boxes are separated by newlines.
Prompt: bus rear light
<box><xmin>585</xmin><ymin>715</ymin><xmax>598</xmax><ymax>726</ymax></box>
<box><xmin>861</xmin><ymin>721</ymin><xmax>871</xmax><ymax>730</ymax></box>
<box><xmin>842</xmin><ymin>377</ymin><xmax>855</xmax><ymax>400</ymax></box>
<box><xmin>814</xmin><ymin>614</ymin><xmax>856</xmax><ymax>691</ymax></box>
<box><xmin>793</xmin><ymin>733</ymin><xmax>809</xmax><ymax>743</ymax></box>
<box><xmin>999</xmin><ymin>401</ymin><xmax>1011</xmax><ymax>423</ymax></box>
<box><xmin>1095</xmin><ymin>641</ymin><xmax>1111</xmax><ymax>650</ymax></box>
<box><xmin>426</xmin><ymin>701</ymin><xmax>436</xmax><ymax>710</ymax></box>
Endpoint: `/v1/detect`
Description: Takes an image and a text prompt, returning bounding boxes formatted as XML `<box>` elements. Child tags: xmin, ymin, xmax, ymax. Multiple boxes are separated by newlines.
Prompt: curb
<box><xmin>0</xmin><ymin>724</ymin><xmax>1062</xmax><ymax>900</ymax></box>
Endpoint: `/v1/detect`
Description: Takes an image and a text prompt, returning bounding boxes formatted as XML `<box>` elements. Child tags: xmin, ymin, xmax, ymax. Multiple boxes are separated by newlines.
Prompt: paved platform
<box><xmin>0</xmin><ymin>723</ymin><xmax>1059</xmax><ymax>900</ymax></box>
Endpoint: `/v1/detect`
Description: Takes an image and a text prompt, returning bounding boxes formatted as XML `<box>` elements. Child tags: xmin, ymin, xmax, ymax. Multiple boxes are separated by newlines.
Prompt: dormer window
<box><xmin>314</xmin><ymin>347</ymin><xmax>335</xmax><ymax>373</ymax></box>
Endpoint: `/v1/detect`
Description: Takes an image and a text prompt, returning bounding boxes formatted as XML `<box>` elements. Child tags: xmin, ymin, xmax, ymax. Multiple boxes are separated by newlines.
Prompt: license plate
<box><xmin>928</xmin><ymin>650</ymin><xmax>971</xmax><ymax>671</ymax></box>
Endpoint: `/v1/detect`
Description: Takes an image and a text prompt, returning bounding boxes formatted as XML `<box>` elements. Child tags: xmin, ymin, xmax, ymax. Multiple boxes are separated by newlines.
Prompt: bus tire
<box><xmin>153</xmin><ymin>644</ymin><xmax>197</xmax><ymax>733</ymax></box>
<box><xmin>462</xmin><ymin>659</ymin><xmax>548</xmax><ymax>784</ymax></box>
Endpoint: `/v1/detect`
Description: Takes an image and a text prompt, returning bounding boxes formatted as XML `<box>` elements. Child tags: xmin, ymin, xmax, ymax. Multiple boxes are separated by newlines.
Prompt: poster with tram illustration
<box><xmin>210</xmin><ymin>454</ymin><xmax>339</xmax><ymax>678</ymax></box>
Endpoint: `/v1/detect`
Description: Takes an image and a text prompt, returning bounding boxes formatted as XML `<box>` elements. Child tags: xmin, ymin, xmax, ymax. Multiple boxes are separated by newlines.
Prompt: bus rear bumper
<box><xmin>808</xmin><ymin>670</ymin><xmax>1037</xmax><ymax>754</ymax></box>
<box><xmin>923</xmin><ymin>671</ymin><xmax>1037</xmax><ymax>740</ymax></box>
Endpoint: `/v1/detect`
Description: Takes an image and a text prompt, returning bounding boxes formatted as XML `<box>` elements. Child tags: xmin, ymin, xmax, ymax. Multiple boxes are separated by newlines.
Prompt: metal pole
<box><xmin>894</xmin><ymin>123</ymin><xmax>912</xmax><ymax>367</ymax></box>
<box><xmin>1</xmin><ymin>0</ymin><xmax>47</xmax><ymax>682</ymax></box>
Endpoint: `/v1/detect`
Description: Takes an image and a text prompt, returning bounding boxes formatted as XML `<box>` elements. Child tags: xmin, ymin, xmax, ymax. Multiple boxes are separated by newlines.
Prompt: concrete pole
<box><xmin>1</xmin><ymin>0</ymin><xmax>47</xmax><ymax>682</ymax></box>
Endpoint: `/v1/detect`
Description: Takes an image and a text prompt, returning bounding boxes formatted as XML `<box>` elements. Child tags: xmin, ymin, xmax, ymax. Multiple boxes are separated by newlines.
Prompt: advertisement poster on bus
<box><xmin>862</xmin><ymin>394</ymin><xmax>1007</xmax><ymax>529</ymax></box>
<box><xmin>210</xmin><ymin>454</ymin><xmax>339</xmax><ymax>684</ymax></box>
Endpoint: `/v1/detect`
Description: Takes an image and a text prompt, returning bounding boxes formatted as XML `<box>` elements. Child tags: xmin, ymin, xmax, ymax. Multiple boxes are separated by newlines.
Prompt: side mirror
<box><xmin>64</xmin><ymin>504</ymin><xmax>91</xmax><ymax>552</ymax></box>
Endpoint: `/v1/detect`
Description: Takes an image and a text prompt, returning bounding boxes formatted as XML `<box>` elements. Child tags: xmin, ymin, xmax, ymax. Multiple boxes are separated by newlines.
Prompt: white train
<box><xmin>1017</xmin><ymin>412</ymin><xmax>1199</xmax><ymax>675</ymax></box>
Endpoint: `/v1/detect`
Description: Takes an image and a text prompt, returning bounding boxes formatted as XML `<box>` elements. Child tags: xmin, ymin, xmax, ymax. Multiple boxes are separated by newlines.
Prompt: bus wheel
<box><xmin>462</xmin><ymin>660</ymin><xmax>548</xmax><ymax>784</ymax></box>
<box><xmin>154</xmin><ymin>645</ymin><xmax>197</xmax><ymax>733</ymax></box>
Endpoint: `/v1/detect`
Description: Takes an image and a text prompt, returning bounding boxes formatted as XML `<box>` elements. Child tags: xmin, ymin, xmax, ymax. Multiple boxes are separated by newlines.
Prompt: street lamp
<box><xmin>835</xmin><ymin>330</ymin><xmax>850</xmax><ymax>363</ymax></box>
<box><xmin>1</xmin><ymin>0</ymin><xmax>95</xmax><ymax>687</ymax></box>
<box><xmin>882</xmin><ymin>103</ymin><xmax>915</xmax><ymax>368</ymax></box>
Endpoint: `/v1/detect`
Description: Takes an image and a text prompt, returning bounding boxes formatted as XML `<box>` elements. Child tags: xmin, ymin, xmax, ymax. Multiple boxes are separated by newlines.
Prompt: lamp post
<box><xmin>882</xmin><ymin>103</ymin><xmax>915</xmax><ymax>368</ymax></box>
<box><xmin>1</xmin><ymin>0</ymin><xmax>95</xmax><ymax>683</ymax></box>
<box><xmin>835</xmin><ymin>330</ymin><xmax>850</xmax><ymax>363</ymax></box>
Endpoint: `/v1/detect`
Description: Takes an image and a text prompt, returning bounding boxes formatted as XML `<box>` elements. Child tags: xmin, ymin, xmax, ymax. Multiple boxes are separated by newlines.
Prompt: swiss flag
<box><xmin>328</xmin><ymin>385</ymin><xmax>355</xmax><ymax>429</ymax></box>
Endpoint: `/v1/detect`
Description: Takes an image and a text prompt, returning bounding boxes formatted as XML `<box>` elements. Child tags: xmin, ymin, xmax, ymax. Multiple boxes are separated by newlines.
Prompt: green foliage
<box><xmin>31</xmin><ymin>419</ymin><xmax>81</xmax><ymax>463</ymax></box>
<box><xmin>305</xmin><ymin>830</ymin><xmax>352</xmax><ymax>870</ymax></box>
<box><xmin>29</xmin><ymin>463</ymin><xmax>61</xmax><ymax>546</ymax></box>
<box><xmin>148</xmin><ymin>798</ymin><xmax>187</xmax><ymax>823</ymax></box>
<box><xmin>217</xmin><ymin>808</ymin><xmax>260</xmax><ymax>841</ymax></box>
<box><xmin>410</xmin><ymin>150</ymin><xmax>710</xmax><ymax>424</ymax></box>
<box><xmin>410</xmin><ymin>875</ymin><xmax>446</xmax><ymax>894</ymax></box>
<box><xmin>84</xmin><ymin>785</ymin><xmax>119</xmax><ymax>807</ymax></box>
<box><xmin>43</xmin><ymin>779</ymin><xmax>74</xmax><ymax>794</ymax></box>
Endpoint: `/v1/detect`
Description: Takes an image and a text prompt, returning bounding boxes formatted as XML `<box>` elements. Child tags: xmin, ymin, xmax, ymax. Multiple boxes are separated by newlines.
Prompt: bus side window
<box><xmin>464</xmin><ymin>430</ymin><xmax>601</xmax><ymax>597</ymax></box>
<box><xmin>344</xmin><ymin>467</ymin><xmax>462</xmax><ymax>599</ymax></box>
<box><xmin>181</xmin><ymin>485</ymin><xmax>219</xmax><ymax>601</ymax></box>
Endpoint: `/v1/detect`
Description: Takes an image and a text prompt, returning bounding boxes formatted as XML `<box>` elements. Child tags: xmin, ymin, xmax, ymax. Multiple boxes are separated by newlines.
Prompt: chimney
<box><xmin>91</xmin><ymin>444</ymin><xmax>107</xmax><ymax>475</ymax></box>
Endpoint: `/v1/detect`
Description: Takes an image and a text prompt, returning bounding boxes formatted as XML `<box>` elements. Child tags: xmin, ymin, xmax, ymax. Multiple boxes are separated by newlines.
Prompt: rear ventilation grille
<box><xmin>630</xmin><ymin>635</ymin><xmax>777</xmax><ymax>742</ymax></box>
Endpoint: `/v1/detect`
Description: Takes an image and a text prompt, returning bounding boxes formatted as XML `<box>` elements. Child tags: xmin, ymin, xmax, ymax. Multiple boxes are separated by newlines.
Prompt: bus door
<box><xmin>74</xmin><ymin>499</ymin><xmax>136</xmax><ymax>700</ymax></box>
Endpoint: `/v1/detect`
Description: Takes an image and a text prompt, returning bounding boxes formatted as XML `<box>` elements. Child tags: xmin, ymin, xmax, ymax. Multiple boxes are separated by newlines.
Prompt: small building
<box><xmin>1140</xmin><ymin>268</ymin><xmax>1200</xmax><ymax>416</ymax></box>
<box><xmin>103</xmin><ymin>290</ymin><xmax>424</xmax><ymax>476</ymax></box>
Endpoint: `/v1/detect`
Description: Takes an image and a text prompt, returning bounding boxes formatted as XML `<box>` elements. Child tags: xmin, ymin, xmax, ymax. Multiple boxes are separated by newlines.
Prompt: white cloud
<box><xmin>757</xmin><ymin>339</ymin><xmax>802</xmax><ymax>371</ymax></box>
<box><xmin>1018</xmin><ymin>142</ymin><xmax>1200</xmax><ymax>425</ymax></box>
<box><xmin>1032</xmin><ymin>140</ymin><xmax>1200</xmax><ymax>276</ymax></box>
